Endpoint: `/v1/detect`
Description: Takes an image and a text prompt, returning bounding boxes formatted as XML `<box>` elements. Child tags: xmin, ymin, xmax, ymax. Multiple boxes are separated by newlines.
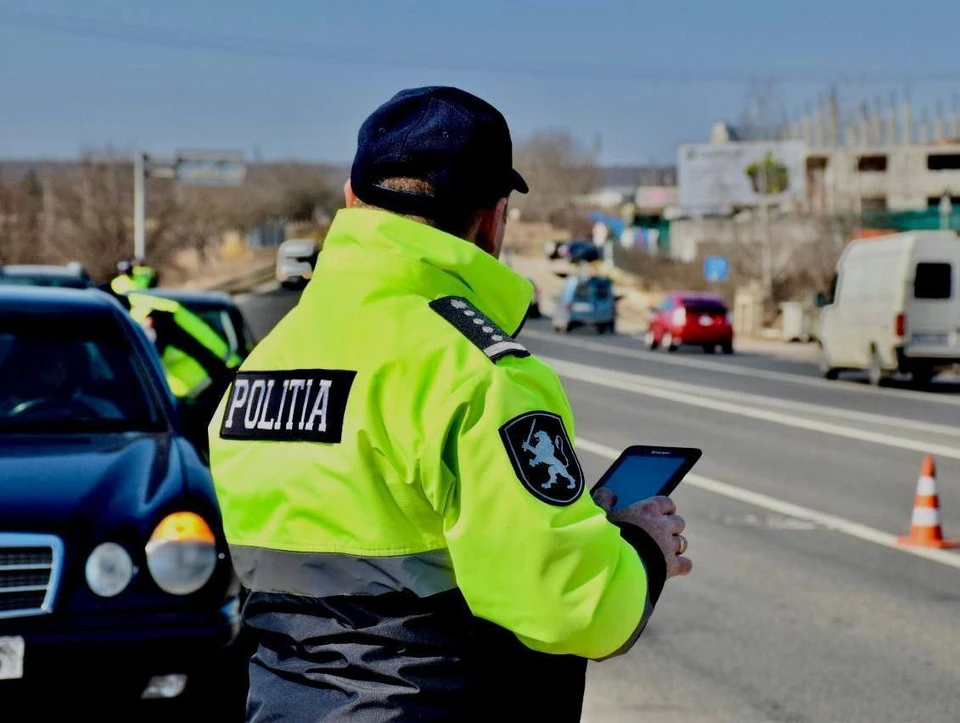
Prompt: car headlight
<box><xmin>86</xmin><ymin>542</ymin><xmax>134</xmax><ymax>597</ymax></box>
<box><xmin>146</xmin><ymin>512</ymin><xmax>218</xmax><ymax>595</ymax></box>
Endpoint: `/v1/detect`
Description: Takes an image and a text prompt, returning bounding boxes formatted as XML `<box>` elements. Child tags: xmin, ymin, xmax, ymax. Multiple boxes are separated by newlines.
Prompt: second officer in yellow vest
<box><xmin>208</xmin><ymin>86</ymin><xmax>691</xmax><ymax>722</ymax></box>
<box><xmin>122</xmin><ymin>291</ymin><xmax>241</xmax><ymax>459</ymax></box>
<box><xmin>110</xmin><ymin>257</ymin><xmax>157</xmax><ymax>294</ymax></box>
<box><xmin>127</xmin><ymin>292</ymin><xmax>240</xmax><ymax>400</ymax></box>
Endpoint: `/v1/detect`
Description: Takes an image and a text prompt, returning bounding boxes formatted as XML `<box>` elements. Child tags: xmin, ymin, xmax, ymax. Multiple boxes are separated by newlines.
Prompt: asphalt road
<box><xmin>238</xmin><ymin>284</ymin><xmax>960</xmax><ymax>723</ymax></box>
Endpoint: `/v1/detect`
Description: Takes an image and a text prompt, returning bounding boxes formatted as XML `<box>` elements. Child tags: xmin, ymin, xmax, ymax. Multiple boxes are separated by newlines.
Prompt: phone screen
<box><xmin>594</xmin><ymin>448</ymin><xmax>700</xmax><ymax>511</ymax></box>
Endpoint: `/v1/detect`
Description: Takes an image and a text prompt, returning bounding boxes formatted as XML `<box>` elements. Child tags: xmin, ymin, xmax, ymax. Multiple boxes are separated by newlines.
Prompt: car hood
<box><xmin>0</xmin><ymin>432</ymin><xmax>187</xmax><ymax>534</ymax></box>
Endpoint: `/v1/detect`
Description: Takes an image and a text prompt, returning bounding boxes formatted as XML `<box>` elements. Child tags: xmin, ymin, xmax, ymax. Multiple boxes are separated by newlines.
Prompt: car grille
<box><xmin>0</xmin><ymin>534</ymin><xmax>64</xmax><ymax>620</ymax></box>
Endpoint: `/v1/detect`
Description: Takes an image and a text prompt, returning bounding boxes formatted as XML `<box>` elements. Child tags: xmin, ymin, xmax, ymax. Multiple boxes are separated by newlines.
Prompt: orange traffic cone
<box><xmin>898</xmin><ymin>456</ymin><xmax>960</xmax><ymax>549</ymax></box>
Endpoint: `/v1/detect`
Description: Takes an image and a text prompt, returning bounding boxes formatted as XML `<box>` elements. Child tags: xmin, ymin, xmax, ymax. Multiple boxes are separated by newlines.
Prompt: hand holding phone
<box><xmin>590</xmin><ymin>445</ymin><xmax>701</xmax><ymax>511</ymax></box>
<box><xmin>591</xmin><ymin>445</ymin><xmax>700</xmax><ymax>580</ymax></box>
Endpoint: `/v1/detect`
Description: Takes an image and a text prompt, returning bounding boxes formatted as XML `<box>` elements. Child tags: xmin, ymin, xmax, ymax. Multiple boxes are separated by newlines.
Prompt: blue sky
<box><xmin>3</xmin><ymin>0</ymin><xmax>960</xmax><ymax>165</ymax></box>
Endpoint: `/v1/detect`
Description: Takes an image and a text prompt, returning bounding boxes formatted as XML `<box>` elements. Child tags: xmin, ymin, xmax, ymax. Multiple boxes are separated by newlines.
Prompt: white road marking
<box><xmin>523</xmin><ymin>328</ymin><xmax>960</xmax><ymax>407</ymax></box>
<box><xmin>253</xmin><ymin>280</ymin><xmax>281</xmax><ymax>294</ymax></box>
<box><xmin>234</xmin><ymin>280</ymin><xmax>281</xmax><ymax>304</ymax></box>
<box><xmin>544</xmin><ymin>357</ymin><xmax>960</xmax><ymax>460</ymax></box>
<box><xmin>720</xmin><ymin>513</ymin><xmax>820</xmax><ymax>530</ymax></box>
<box><xmin>545</xmin><ymin>357</ymin><xmax>960</xmax><ymax>438</ymax></box>
<box><xmin>576</xmin><ymin>438</ymin><xmax>960</xmax><ymax>571</ymax></box>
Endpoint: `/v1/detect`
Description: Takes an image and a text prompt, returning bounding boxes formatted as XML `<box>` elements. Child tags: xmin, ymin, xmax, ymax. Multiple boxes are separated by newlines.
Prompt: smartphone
<box><xmin>590</xmin><ymin>446</ymin><xmax>702</xmax><ymax>512</ymax></box>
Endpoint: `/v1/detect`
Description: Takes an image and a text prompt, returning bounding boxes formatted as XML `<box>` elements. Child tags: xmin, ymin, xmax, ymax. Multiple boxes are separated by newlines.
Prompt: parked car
<box><xmin>561</xmin><ymin>241</ymin><xmax>601</xmax><ymax>264</ymax></box>
<box><xmin>817</xmin><ymin>230</ymin><xmax>960</xmax><ymax>386</ymax></box>
<box><xmin>552</xmin><ymin>275</ymin><xmax>616</xmax><ymax>334</ymax></box>
<box><xmin>276</xmin><ymin>238</ymin><xmax>319</xmax><ymax>290</ymax></box>
<box><xmin>0</xmin><ymin>263</ymin><xmax>94</xmax><ymax>289</ymax></box>
<box><xmin>645</xmin><ymin>292</ymin><xmax>733</xmax><ymax>354</ymax></box>
<box><xmin>130</xmin><ymin>288</ymin><xmax>257</xmax><ymax>362</ymax></box>
<box><xmin>0</xmin><ymin>286</ymin><xmax>243</xmax><ymax>714</ymax></box>
<box><xmin>544</xmin><ymin>240</ymin><xmax>568</xmax><ymax>260</ymax></box>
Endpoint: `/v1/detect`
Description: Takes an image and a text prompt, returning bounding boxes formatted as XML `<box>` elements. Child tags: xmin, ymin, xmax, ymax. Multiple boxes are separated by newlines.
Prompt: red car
<box><xmin>644</xmin><ymin>292</ymin><xmax>734</xmax><ymax>354</ymax></box>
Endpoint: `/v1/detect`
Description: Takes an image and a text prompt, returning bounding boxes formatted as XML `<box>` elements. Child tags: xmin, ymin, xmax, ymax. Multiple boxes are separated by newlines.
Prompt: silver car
<box><xmin>276</xmin><ymin>238</ymin><xmax>319</xmax><ymax>290</ymax></box>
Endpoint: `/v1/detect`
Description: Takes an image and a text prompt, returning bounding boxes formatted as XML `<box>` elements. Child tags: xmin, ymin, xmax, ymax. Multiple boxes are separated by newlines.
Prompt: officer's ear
<box><xmin>344</xmin><ymin>179</ymin><xmax>358</xmax><ymax>208</ymax></box>
<box><xmin>474</xmin><ymin>197</ymin><xmax>508</xmax><ymax>258</ymax></box>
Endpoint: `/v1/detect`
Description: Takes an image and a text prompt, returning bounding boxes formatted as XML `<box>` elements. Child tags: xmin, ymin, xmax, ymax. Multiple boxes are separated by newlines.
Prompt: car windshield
<box><xmin>194</xmin><ymin>307</ymin><xmax>240</xmax><ymax>352</ymax></box>
<box><xmin>589</xmin><ymin>279</ymin><xmax>613</xmax><ymax>299</ymax></box>
<box><xmin>0</xmin><ymin>273</ymin><xmax>88</xmax><ymax>289</ymax></box>
<box><xmin>0</xmin><ymin>312</ymin><xmax>166</xmax><ymax>433</ymax></box>
<box><xmin>573</xmin><ymin>278</ymin><xmax>611</xmax><ymax>301</ymax></box>
<box><xmin>684</xmin><ymin>300</ymin><xmax>727</xmax><ymax>315</ymax></box>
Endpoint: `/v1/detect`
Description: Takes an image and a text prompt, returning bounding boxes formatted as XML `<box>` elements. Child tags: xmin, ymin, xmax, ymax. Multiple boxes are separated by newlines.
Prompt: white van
<box><xmin>817</xmin><ymin>230</ymin><xmax>960</xmax><ymax>385</ymax></box>
<box><xmin>275</xmin><ymin>238</ymin><xmax>319</xmax><ymax>290</ymax></box>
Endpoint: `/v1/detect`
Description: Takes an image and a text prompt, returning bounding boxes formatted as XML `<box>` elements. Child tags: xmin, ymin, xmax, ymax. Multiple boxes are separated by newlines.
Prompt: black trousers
<box><xmin>243</xmin><ymin>591</ymin><xmax>589</xmax><ymax>722</ymax></box>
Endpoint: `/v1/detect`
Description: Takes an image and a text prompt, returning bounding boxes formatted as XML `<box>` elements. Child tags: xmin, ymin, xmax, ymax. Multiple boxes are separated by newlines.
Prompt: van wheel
<box><xmin>818</xmin><ymin>343</ymin><xmax>839</xmax><ymax>380</ymax></box>
<box><xmin>868</xmin><ymin>347</ymin><xmax>888</xmax><ymax>386</ymax></box>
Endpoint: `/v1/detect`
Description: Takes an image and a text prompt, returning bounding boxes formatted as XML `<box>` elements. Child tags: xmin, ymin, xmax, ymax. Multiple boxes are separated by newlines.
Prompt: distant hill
<box><xmin>0</xmin><ymin>158</ymin><xmax>348</xmax><ymax>183</ymax></box>
<box><xmin>598</xmin><ymin>165</ymin><xmax>676</xmax><ymax>188</ymax></box>
<box><xmin>0</xmin><ymin>158</ymin><xmax>674</xmax><ymax>190</ymax></box>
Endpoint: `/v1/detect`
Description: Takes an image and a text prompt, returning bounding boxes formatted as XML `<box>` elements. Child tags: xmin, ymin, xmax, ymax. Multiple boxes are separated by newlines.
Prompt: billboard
<box><xmin>677</xmin><ymin>140</ymin><xmax>806</xmax><ymax>216</ymax></box>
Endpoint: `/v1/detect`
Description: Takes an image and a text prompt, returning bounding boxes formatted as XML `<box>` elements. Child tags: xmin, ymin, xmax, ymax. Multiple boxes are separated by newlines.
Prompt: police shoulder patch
<box><xmin>429</xmin><ymin>296</ymin><xmax>529</xmax><ymax>363</ymax></box>
<box><xmin>219</xmin><ymin>368</ymin><xmax>357</xmax><ymax>443</ymax></box>
<box><xmin>498</xmin><ymin>411</ymin><xmax>585</xmax><ymax>506</ymax></box>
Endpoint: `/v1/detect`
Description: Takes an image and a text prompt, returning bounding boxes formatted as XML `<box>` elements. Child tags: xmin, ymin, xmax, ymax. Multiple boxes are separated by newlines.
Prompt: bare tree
<box><xmin>0</xmin><ymin>152</ymin><xmax>347</xmax><ymax>281</ymax></box>
<box><xmin>0</xmin><ymin>173</ymin><xmax>45</xmax><ymax>264</ymax></box>
<box><xmin>511</xmin><ymin>129</ymin><xmax>598</xmax><ymax>227</ymax></box>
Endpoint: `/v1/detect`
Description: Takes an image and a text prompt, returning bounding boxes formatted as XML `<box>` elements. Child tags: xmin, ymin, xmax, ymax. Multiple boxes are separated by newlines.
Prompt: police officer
<box><xmin>110</xmin><ymin>257</ymin><xmax>157</xmax><ymax>294</ymax></box>
<box><xmin>207</xmin><ymin>86</ymin><xmax>691</xmax><ymax>722</ymax></box>
<box><xmin>116</xmin><ymin>290</ymin><xmax>240</xmax><ymax>457</ymax></box>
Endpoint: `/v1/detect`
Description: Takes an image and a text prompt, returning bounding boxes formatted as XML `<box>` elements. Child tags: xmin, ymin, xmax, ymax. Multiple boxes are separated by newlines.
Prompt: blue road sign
<box><xmin>704</xmin><ymin>256</ymin><xmax>729</xmax><ymax>282</ymax></box>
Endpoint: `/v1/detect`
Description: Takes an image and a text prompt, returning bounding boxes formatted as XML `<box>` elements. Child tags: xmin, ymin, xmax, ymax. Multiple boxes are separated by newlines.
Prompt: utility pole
<box><xmin>940</xmin><ymin>193</ymin><xmax>952</xmax><ymax>230</ymax></box>
<box><xmin>759</xmin><ymin>160</ymin><xmax>773</xmax><ymax>311</ymax></box>
<box><xmin>41</xmin><ymin>176</ymin><xmax>54</xmax><ymax>248</ymax></box>
<box><xmin>133</xmin><ymin>151</ymin><xmax>146</xmax><ymax>260</ymax></box>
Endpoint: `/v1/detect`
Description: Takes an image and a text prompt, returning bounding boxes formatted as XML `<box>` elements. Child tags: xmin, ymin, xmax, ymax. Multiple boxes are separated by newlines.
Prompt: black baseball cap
<box><xmin>350</xmin><ymin>86</ymin><xmax>528</xmax><ymax>218</ymax></box>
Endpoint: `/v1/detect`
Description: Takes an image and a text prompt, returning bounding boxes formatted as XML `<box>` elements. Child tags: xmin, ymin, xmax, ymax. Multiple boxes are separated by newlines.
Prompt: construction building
<box><xmin>787</xmin><ymin>93</ymin><xmax>960</xmax><ymax>220</ymax></box>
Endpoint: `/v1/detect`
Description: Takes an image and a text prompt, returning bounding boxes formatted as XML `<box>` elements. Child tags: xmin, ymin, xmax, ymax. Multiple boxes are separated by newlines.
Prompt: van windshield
<box><xmin>914</xmin><ymin>263</ymin><xmax>953</xmax><ymax>300</ymax></box>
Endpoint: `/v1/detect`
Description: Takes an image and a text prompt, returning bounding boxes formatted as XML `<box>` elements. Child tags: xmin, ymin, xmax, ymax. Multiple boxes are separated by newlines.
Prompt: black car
<box><xmin>562</xmin><ymin>241</ymin><xmax>602</xmax><ymax>263</ymax></box>
<box><xmin>0</xmin><ymin>287</ymin><xmax>243</xmax><ymax>715</ymax></box>
<box><xmin>0</xmin><ymin>263</ymin><xmax>94</xmax><ymax>289</ymax></box>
